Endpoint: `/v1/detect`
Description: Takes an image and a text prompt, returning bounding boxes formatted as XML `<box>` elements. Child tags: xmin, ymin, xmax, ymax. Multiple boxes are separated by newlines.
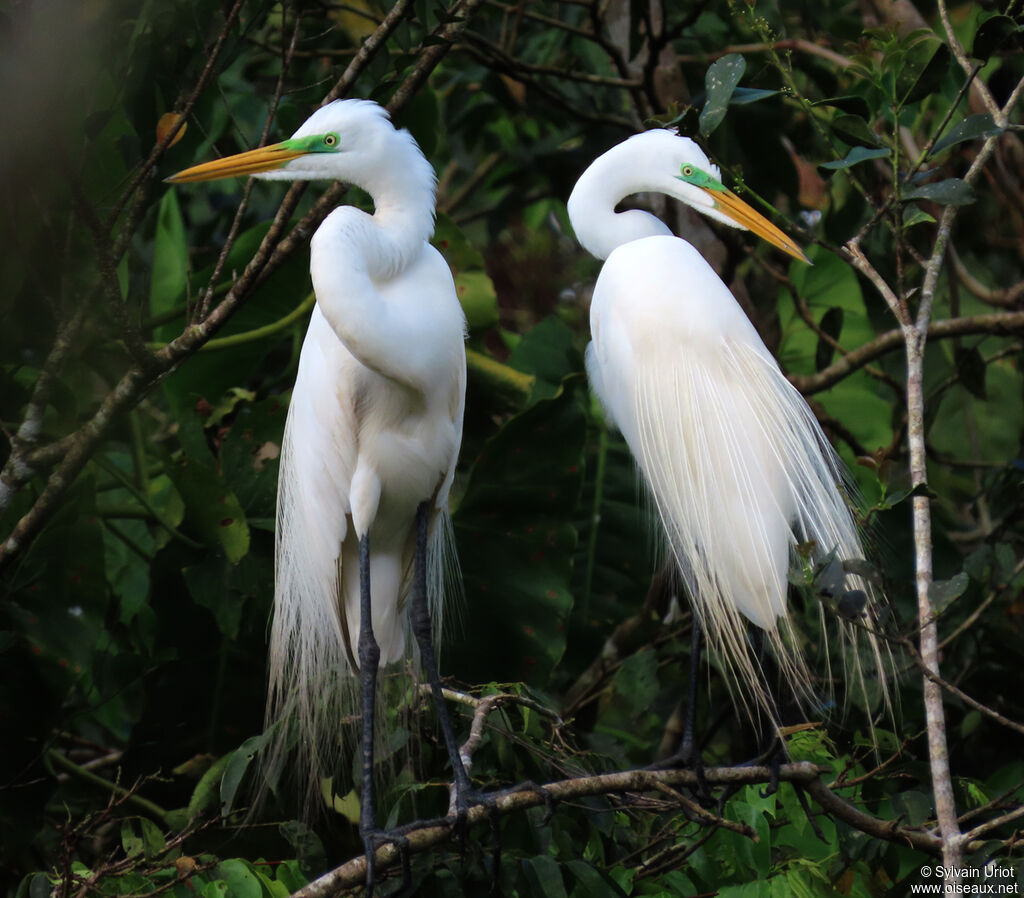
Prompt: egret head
<box><xmin>166</xmin><ymin>99</ymin><xmax>424</xmax><ymax>189</ymax></box>
<box><xmin>616</xmin><ymin>130</ymin><xmax>810</xmax><ymax>263</ymax></box>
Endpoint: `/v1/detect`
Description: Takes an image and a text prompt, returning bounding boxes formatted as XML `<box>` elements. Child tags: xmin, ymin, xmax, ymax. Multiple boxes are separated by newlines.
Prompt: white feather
<box><xmin>256</xmin><ymin>101</ymin><xmax>466</xmax><ymax>808</ymax></box>
<box><xmin>572</xmin><ymin>133</ymin><xmax>891</xmax><ymax>721</ymax></box>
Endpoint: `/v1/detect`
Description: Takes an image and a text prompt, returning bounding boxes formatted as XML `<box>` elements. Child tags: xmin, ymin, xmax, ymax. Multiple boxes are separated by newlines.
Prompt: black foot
<box><xmin>362</xmin><ymin>828</ymin><xmax>411</xmax><ymax>898</ymax></box>
<box><xmin>449</xmin><ymin>781</ymin><xmax>550</xmax><ymax>896</ymax></box>
<box><xmin>651</xmin><ymin>749</ymin><xmax>714</xmax><ymax>807</ymax></box>
<box><xmin>759</xmin><ymin>747</ymin><xmax>783</xmax><ymax>799</ymax></box>
<box><xmin>449</xmin><ymin>784</ymin><xmax>496</xmax><ymax>849</ymax></box>
<box><xmin>497</xmin><ymin>779</ymin><xmax>554</xmax><ymax>823</ymax></box>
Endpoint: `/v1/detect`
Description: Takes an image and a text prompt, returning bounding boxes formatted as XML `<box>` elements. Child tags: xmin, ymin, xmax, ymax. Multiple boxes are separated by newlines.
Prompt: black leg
<box><xmin>679</xmin><ymin>614</ymin><xmax>703</xmax><ymax>767</ymax></box>
<box><xmin>651</xmin><ymin>614</ymin><xmax>711</xmax><ymax>803</ymax></box>
<box><xmin>357</xmin><ymin>532</ymin><xmax>382</xmax><ymax>896</ymax></box>
<box><xmin>409</xmin><ymin>504</ymin><xmax>476</xmax><ymax>822</ymax></box>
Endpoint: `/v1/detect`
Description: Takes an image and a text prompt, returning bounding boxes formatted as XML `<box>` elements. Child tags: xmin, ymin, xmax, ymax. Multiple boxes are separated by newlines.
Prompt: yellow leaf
<box><xmin>157</xmin><ymin>112</ymin><xmax>187</xmax><ymax>148</ymax></box>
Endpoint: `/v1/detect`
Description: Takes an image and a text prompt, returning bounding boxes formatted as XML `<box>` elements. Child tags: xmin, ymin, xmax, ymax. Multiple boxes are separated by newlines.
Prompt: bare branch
<box><xmin>290</xmin><ymin>762</ymin><xmax>950</xmax><ymax>897</ymax></box>
<box><xmin>788</xmin><ymin>311</ymin><xmax>1024</xmax><ymax>395</ymax></box>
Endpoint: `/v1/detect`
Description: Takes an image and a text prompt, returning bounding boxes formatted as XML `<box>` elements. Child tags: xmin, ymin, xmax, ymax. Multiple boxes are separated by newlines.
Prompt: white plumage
<box><xmin>170</xmin><ymin>99</ymin><xmax>466</xmax><ymax>806</ymax></box>
<box><xmin>269</xmin><ymin>103</ymin><xmax>466</xmax><ymax>797</ymax></box>
<box><xmin>569</xmin><ymin>130</ymin><xmax>887</xmax><ymax>715</ymax></box>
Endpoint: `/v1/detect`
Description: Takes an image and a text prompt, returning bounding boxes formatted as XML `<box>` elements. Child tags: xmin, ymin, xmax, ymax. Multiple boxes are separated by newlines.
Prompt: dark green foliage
<box><xmin>2</xmin><ymin>0</ymin><xmax>1023</xmax><ymax>895</ymax></box>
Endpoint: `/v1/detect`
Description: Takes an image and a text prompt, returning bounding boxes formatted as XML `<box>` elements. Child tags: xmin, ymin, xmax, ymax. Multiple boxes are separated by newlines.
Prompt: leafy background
<box><xmin>1</xmin><ymin>0</ymin><xmax>1023</xmax><ymax>895</ymax></box>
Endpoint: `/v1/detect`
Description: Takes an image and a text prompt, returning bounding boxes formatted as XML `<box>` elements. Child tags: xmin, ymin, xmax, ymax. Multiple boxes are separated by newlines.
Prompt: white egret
<box><xmin>567</xmin><ymin>130</ymin><xmax>888</xmax><ymax>731</ymax></box>
<box><xmin>168</xmin><ymin>99</ymin><xmax>470</xmax><ymax>890</ymax></box>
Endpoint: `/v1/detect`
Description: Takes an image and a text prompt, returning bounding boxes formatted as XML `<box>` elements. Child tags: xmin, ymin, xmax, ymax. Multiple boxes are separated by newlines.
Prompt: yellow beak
<box><xmin>166</xmin><ymin>142</ymin><xmax>308</xmax><ymax>183</ymax></box>
<box><xmin>705</xmin><ymin>187</ymin><xmax>811</xmax><ymax>264</ymax></box>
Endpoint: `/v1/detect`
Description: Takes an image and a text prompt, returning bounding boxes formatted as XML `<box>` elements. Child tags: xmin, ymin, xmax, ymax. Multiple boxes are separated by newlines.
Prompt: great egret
<box><xmin>168</xmin><ymin>99</ymin><xmax>469</xmax><ymax>888</ymax></box>
<box><xmin>567</xmin><ymin>130</ymin><xmax>887</xmax><ymax>729</ymax></box>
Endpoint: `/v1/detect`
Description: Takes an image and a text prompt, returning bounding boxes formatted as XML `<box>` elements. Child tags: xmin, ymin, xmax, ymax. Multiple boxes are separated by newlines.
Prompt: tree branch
<box><xmin>290</xmin><ymin>762</ymin><xmax>951</xmax><ymax>897</ymax></box>
<box><xmin>787</xmin><ymin>311</ymin><xmax>1024</xmax><ymax>395</ymax></box>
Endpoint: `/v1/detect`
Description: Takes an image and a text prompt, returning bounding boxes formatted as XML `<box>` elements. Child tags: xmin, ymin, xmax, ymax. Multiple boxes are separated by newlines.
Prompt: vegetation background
<box><xmin>1</xmin><ymin>0</ymin><xmax>1023</xmax><ymax>894</ymax></box>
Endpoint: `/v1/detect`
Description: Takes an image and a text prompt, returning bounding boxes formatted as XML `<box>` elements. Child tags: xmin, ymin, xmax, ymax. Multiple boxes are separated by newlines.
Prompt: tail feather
<box><xmin>632</xmin><ymin>336</ymin><xmax>891</xmax><ymax>721</ymax></box>
<box><xmin>261</xmin><ymin>403</ymin><xmax>458</xmax><ymax>813</ymax></box>
<box><xmin>263</xmin><ymin>400</ymin><xmax>355</xmax><ymax>810</ymax></box>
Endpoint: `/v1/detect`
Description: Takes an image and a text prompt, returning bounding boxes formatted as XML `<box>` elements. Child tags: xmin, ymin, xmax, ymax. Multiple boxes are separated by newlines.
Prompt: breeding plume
<box><xmin>169</xmin><ymin>99</ymin><xmax>469</xmax><ymax>888</ymax></box>
<box><xmin>568</xmin><ymin>130</ymin><xmax>887</xmax><ymax>717</ymax></box>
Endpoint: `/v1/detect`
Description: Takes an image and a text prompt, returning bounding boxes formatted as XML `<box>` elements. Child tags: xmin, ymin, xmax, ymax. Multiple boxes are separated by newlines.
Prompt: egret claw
<box><xmin>362</xmin><ymin>828</ymin><xmax>412</xmax><ymax>898</ymax></box>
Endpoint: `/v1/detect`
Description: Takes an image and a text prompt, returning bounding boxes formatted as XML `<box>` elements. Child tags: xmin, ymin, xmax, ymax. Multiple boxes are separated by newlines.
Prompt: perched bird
<box><xmin>169</xmin><ymin>99</ymin><xmax>469</xmax><ymax>888</ymax></box>
<box><xmin>567</xmin><ymin>130</ymin><xmax>888</xmax><ymax>725</ymax></box>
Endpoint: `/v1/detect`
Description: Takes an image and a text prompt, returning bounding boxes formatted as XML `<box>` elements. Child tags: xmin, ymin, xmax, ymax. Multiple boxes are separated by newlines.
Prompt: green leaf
<box><xmin>700</xmin><ymin>54</ymin><xmax>746</xmax><ymax>137</ymax></box>
<box><xmin>819</xmin><ymin>147</ymin><xmax>890</xmax><ymax>170</ymax></box>
<box><xmin>507</xmin><ymin>317</ymin><xmax>584</xmax><ymax>402</ymax></box>
<box><xmin>121</xmin><ymin>821</ymin><xmax>144</xmax><ymax>858</ymax></box>
<box><xmin>897</xmin><ymin>40</ymin><xmax>950</xmax><ymax>107</ymax></box>
<box><xmin>830</xmin><ymin>114</ymin><xmax>882</xmax><ymax>148</ymax></box>
<box><xmin>927</xmin><ymin>571</ymin><xmax>969</xmax><ymax>611</ymax></box>
<box><xmin>138</xmin><ymin>817</ymin><xmax>166</xmax><ymax>859</ymax></box>
<box><xmin>718</xmin><ymin>883</ymin><xmax>771</xmax><ymax>898</ymax></box>
<box><xmin>815</xmin><ymin>307</ymin><xmax>843</xmax><ymax>371</ymax></box>
<box><xmin>902</xmin><ymin>204</ymin><xmax>936</xmax><ymax>227</ymax></box>
<box><xmin>455</xmin><ymin>270</ymin><xmax>500</xmax><ymax>329</ymax></box>
<box><xmin>433</xmin><ymin>212</ymin><xmax>485</xmax><ymax>271</ymax></box>
<box><xmin>187</xmin><ymin>752</ymin><xmax>233</xmax><ymax>821</ymax></box>
<box><xmin>212</xmin><ymin>860</ymin><xmax>261</xmax><ymax>898</ymax></box>
<box><xmin>903</xmin><ymin>179</ymin><xmax>976</xmax><ymax>206</ymax></box>
<box><xmin>961</xmin><ymin>710</ymin><xmax>982</xmax><ymax>738</ymax></box>
<box><xmin>971</xmin><ymin>14</ymin><xmax>1022</xmax><ymax>62</ymax></box>
<box><xmin>566</xmin><ymin>859</ymin><xmax>627</xmax><ymax>897</ymax></box>
<box><xmin>729</xmin><ymin>87</ymin><xmax>780</xmax><ymax>104</ymax></box>
<box><xmin>220</xmin><ymin>734</ymin><xmax>272</xmax><ymax>814</ymax></box>
<box><xmin>201</xmin><ymin>881</ymin><xmax>228</xmax><ymax>898</ymax></box>
<box><xmin>811</xmin><ymin>95</ymin><xmax>871</xmax><ymax>119</ymax></box>
<box><xmin>218</xmin><ymin>394</ymin><xmax>287</xmax><ymax>520</ymax></box>
<box><xmin>932</xmin><ymin>114</ymin><xmax>1003</xmax><ymax>155</ymax></box>
<box><xmin>278</xmin><ymin>821</ymin><xmax>326</xmax><ymax>873</ymax></box>
<box><xmin>166</xmin><ymin>458</ymin><xmax>250</xmax><ymax>563</ymax></box>
<box><xmin>523</xmin><ymin>856</ymin><xmax>569</xmax><ymax>898</ymax></box>
<box><xmin>994</xmin><ymin>543</ymin><xmax>1017</xmax><ymax>582</ymax></box>
<box><xmin>272</xmin><ymin>861</ymin><xmax>309</xmax><ymax>895</ymax></box>
<box><xmin>612</xmin><ymin>649</ymin><xmax>659</xmax><ymax>714</ymax></box>
<box><xmin>149</xmin><ymin>191</ymin><xmax>188</xmax><ymax>320</ymax></box>
<box><xmin>21</xmin><ymin>874</ymin><xmax>51</xmax><ymax>898</ymax></box>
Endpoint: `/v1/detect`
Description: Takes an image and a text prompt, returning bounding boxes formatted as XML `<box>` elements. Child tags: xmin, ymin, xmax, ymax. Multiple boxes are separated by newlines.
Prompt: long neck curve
<box><xmin>567</xmin><ymin>144</ymin><xmax>674</xmax><ymax>261</ymax></box>
<box><xmin>347</xmin><ymin>129</ymin><xmax>438</xmax><ymax>279</ymax></box>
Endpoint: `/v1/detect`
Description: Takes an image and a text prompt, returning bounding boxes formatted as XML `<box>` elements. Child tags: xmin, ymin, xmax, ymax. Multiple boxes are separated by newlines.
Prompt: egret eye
<box><xmin>682</xmin><ymin>165</ymin><xmax>695</xmax><ymax>177</ymax></box>
<box><xmin>324</xmin><ymin>133</ymin><xmax>338</xmax><ymax>147</ymax></box>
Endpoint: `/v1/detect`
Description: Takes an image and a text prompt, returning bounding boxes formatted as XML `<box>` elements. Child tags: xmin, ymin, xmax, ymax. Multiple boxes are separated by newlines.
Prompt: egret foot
<box><xmin>651</xmin><ymin>746</ymin><xmax>713</xmax><ymax>806</ymax></box>
<box><xmin>448</xmin><ymin>782</ymin><xmax>550</xmax><ymax>896</ymax></box>
<box><xmin>758</xmin><ymin>745</ymin><xmax>784</xmax><ymax>799</ymax></box>
<box><xmin>448</xmin><ymin>783</ymin><xmax>496</xmax><ymax>855</ymax></box>
<box><xmin>506</xmin><ymin>779</ymin><xmax>555</xmax><ymax>824</ymax></box>
<box><xmin>361</xmin><ymin>828</ymin><xmax>411</xmax><ymax>898</ymax></box>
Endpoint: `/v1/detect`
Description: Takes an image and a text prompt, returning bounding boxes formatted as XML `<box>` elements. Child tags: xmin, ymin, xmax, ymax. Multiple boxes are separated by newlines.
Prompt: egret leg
<box><xmin>679</xmin><ymin>614</ymin><xmax>704</xmax><ymax>769</ymax></box>
<box><xmin>652</xmin><ymin>615</ymin><xmax>711</xmax><ymax>803</ymax></box>
<box><xmin>409</xmin><ymin>503</ymin><xmax>477</xmax><ymax>821</ymax></box>
<box><xmin>357</xmin><ymin>534</ymin><xmax>411</xmax><ymax>896</ymax></box>
<box><xmin>357</xmin><ymin>532</ymin><xmax>382</xmax><ymax>895</ymax></box>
